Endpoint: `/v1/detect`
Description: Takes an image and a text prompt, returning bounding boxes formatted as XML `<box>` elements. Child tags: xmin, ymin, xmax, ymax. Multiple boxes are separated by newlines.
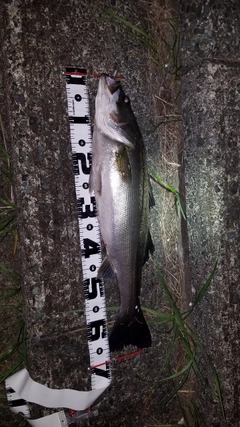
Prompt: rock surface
<box><xmin>180</xmin><ymin>1</ymin><xmax>240</xmax><ymax>425</ymax></box>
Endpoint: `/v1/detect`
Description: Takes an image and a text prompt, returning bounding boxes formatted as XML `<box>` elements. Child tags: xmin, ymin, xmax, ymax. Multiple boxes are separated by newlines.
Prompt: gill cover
<box><xmin>94</xmin><ymin>73</ymin><xmax>140</xmax><ymax>149</ymax></box>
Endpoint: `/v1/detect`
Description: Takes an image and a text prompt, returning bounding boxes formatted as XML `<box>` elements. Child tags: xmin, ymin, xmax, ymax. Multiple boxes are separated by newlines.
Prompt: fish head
<box><xmin>95</xmin><ymin>73</ymin><xmax>121</xmax><ymax>118</ymax></box>
<box><xmin>94</xmin><ymin>73</ymin><xmax>142</xmax><ymax>148</ymax></box>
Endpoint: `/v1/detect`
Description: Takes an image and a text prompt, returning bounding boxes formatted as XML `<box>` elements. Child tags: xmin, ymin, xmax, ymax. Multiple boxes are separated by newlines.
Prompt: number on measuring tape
<box><xmin>5</xmin><ymin>385</ymin><xmax>30</xmax><ymax>419</ymax></box>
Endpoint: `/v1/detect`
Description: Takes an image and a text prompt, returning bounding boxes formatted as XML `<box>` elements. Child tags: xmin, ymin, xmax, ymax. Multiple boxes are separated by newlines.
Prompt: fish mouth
<box><xmin>97</xmin><ymin>71</ymin><xmax>121</xmax><ymax>102</ymax></box>
<box><xmin>106</xmin><ymin>75</ymin><xmax>121</xmax><ymax>95</ymax></box>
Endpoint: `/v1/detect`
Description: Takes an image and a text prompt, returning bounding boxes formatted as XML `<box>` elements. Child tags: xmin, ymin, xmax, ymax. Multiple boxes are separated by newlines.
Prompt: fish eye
<box><xmin>124</xmin><ymin>96</ymin><xmax>129</xmax><ymax>103</ymax></box>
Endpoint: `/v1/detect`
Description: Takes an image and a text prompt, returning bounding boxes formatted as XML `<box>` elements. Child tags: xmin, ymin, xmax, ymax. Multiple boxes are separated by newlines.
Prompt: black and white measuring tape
<box><xmin>5</xmin><ymin>67</ymin><xmax>111</xmax><ymax>426</ymax></box>
<box><xmin>65</xmin><ymin>67</ymin><xmax>110</xmax><ymax>384</ymax></box>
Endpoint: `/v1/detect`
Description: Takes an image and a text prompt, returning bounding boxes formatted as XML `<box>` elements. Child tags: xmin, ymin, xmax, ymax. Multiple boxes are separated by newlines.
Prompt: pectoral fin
<box><xmin>97</xmin><ymin>256</ymin><xmax>115</xmax><ymax>280</ymax></box>
<box><xmin>115</xmin><ymin>146</ymin><xmax>132</xmax><ymax>182</ymax></box>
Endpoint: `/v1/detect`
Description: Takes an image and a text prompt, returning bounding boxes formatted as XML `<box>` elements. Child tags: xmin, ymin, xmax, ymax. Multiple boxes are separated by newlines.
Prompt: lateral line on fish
<box><xmin>91</xmin><ymin>349</ymin><xmax>143</xmax><ymax>369</ymax></box>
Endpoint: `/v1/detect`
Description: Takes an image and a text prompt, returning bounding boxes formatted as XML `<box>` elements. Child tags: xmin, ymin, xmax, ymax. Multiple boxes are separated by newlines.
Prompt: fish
<box><xmin>89</xmin><ymin>71</ymin><xmax>154</xmax><ymax>352</ymax></box>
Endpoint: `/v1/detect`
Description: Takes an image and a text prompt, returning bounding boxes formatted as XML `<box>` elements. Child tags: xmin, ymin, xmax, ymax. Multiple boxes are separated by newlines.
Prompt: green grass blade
<box><xmin>150</xmin><ymin>170</ymin><xmax>186</xmax><ymax>220</ymax></box>
<box><xmin>160</xmin><ymin>357</ymin><xmax>193</xmax><ymax>382</ymax></box>
<box><xmin>0</xmin><ymin>343</ymin><xmax>20</xmax><ymax>364</ymax></box>
<box><xmin>0</xmin><ymin>263</ymin><xmax>21</xmax><ymax>283</ymax></box>
<box><xmin>159</xmin><ymin>367</ymin><xmax>190</xmax><ymax>409</ymax></box>
<box><xmin>142</xmin><ymin>306</ymin><xmax>174</xmax><ymax>323</ymax></box>
<box><xmin>104</xmin><ymin>8</ymin><xmax>157</xmax><ymax>46</ymax></box>
<box><xmin>0</xmin><ymin>197</ymin><xmax>14</xmax><ymax>208</ymax></box>
<box><xmin>0</xmin><ymin>144</ymin><xmax>10</xmax><ymax>160</ymax></box>
<box><xmin>0</xmin><ymin>216</ymin><xmax>15</xmax><ymax>229</ymax></box>
<box><xmin>0</xmin><ymin>358</ymin><xmax>25</xmax><ymax>383</ymax></box>
<box><xmin>187</xmin><ymin>328</ymin><xmax>226</xmax><ymax>423</ymax></box>
<box><xmin>0</xmin><ymin>226</ymin><xmax>16</xmax><ymax>236</ymax></box>
<box><xmin>157</xmin><ymin>321</ymin><xmax>179</xmax><ymax>378</ymax></box>
<box><xmin>150</xmin><ymin>170</ymin><xmax>179</xmax><ymax>194</ymax></box>
<box><xmin>187</xmin><ymin>400</ymin><xmax>202</xmax><ymax>427</ymax></box>
<box><xmin>176</xmin><ymin>193</ymin><xmax>187</xmax><ymax>221</ymax></box>
<box><xmin>184</xmin><ymin>252</ymin><xmax>219</xmax><ymax>318</ymax></box>
<box><xmin>102</xmin><ymin>9</ymin><xmax>163</xmax><ymax>58</ymax></box>
<box><xmin>147</xmin><ymin>55</ymin><xmax>167</xmax><ymax>72</ymax></box>
<box><xmin>0</xmin><ymin>319</ymin><xmax>23</xmax><ymax>332</ymax></box>
<box><xmin>0</xmin><ymin>287</ymin><xmax>21</xmax><ymax>300</ymax></box>
<box><xmin>206</xmin><ymin>357</ymin><xmax>226</xmax><ymax>422</ymax></box>
<box><xmin>193</xmin><ymin>257</ymin><xmax>218</xmax><ymax>308</ymax></box>
<box><xmin>154</xmin><ymin>261</ymin><xmax>188</xmax><ymax>333</ymax></box>
<box><xmin>0</xmin><ymin>167</ymin><xmax>13</xmax><ymax>184</ymax></box>
<box><xmin>177</xmin><ymin>329</ymin><xmax>205</xmax><ymax>382</ymax></box>
<box><xmin>0</xmin><ymin>212</ymin><xmax>15</xmax><ymax>219</ymax></box>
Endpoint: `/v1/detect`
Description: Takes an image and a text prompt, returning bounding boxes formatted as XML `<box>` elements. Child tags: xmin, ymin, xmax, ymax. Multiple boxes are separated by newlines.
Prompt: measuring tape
<box><xmin>65</xmin><ymin>67</ymin><xmax>111</xmax><ymax>385</ymax></box>
<box><xmin>5</xmin><ymin>67</ymin><xmax>111</xmax><ymax>426</ymax></box>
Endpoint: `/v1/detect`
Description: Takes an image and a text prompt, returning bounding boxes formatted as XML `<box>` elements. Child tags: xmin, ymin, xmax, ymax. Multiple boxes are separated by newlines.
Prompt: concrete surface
<box><xmin>180</xmin><ymin>1</ymin><xmax>240</xmax><ymax>425</ymax></box>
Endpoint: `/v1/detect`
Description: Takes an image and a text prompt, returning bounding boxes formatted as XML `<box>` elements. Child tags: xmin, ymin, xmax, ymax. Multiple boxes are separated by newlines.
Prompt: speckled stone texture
<box><xmin>180</xmin><ymin>1</ymin><xmax>240</xmax><ymax>426</ymax></box>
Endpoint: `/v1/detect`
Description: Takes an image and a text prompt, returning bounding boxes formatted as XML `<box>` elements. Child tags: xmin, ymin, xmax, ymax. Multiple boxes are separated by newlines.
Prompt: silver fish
<box><xmin>90</xmin><ymin>72</ymin><xmax>154</xmax><ymax>352</ymax></box>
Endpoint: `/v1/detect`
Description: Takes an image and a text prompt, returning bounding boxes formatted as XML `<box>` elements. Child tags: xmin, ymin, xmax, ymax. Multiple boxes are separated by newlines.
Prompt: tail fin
<box><xmin>109</xmin><ymin>307</ymin><xmax>151</xmax><ymax>352</ymax></box>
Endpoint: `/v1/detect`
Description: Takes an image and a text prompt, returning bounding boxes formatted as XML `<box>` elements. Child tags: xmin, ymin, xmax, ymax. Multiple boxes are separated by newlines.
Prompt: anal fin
<box><xmin>97</xmin><ymin>256</ymin><xmax>115</xmax><ymax>280</ymax></box>
<box><xmin>148</xmin><ymin>175</ymin><xmax>155</xmax><ymax>209</ymax></box>
<box><xmin>143</xmin><ymin>230</ymin><xmax>154</xmax><ymax>264</ymax></box>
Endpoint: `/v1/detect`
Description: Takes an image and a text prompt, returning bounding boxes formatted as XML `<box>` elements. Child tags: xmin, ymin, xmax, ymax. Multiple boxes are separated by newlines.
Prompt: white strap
<box><xmin>6</xmin><ymin>368</ymin><xmax>108</xmax><ymax>426</ymax></box>
<box><xmin>7</xmin><ymin>369</ymin><xmax>107</xmax><ymax>410</ymax></box>
<box><xmin>27</xmin><ymin>411</ymin><xmax>68</xmax><ymax>427</ymax></box>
